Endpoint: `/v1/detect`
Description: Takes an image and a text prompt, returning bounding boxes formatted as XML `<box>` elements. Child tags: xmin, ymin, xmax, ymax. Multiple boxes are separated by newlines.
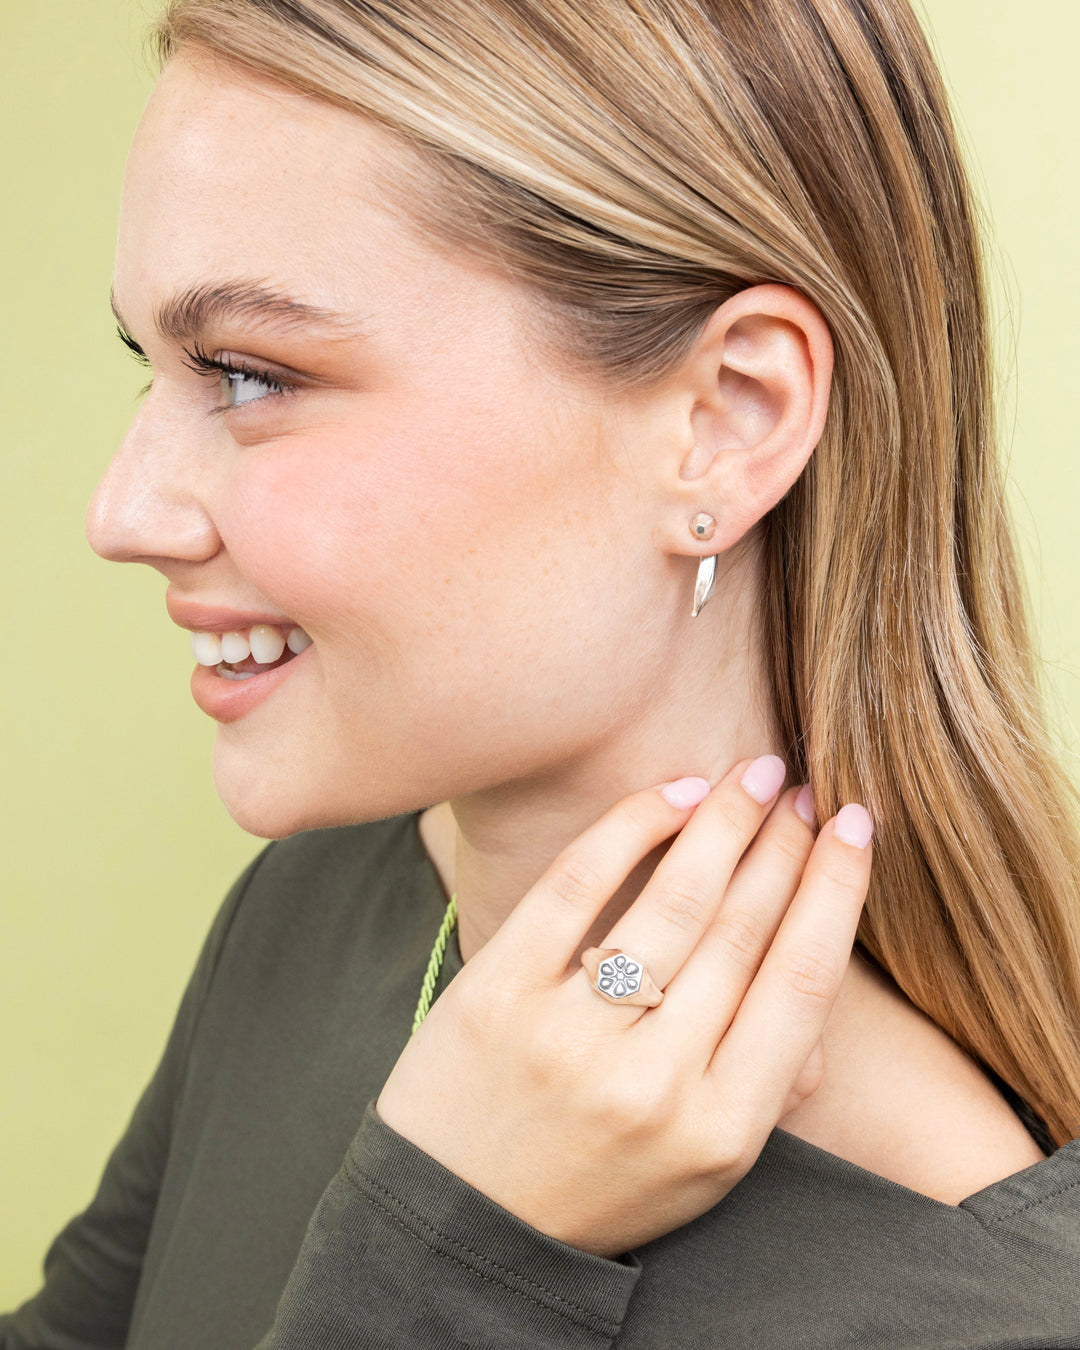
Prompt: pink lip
<box><xmin>190</xmin><ymin>641</ymin><xmax>313</xmax><ymax>724</ymax></box>
<box><xmin>167</xmin><ymin>594</ymin><xmax>300</xmax><ymax>634</ymax></box>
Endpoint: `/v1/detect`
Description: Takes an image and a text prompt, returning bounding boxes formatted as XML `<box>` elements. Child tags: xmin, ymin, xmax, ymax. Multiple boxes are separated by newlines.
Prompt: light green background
<box><xmin>2</xmin><ymin>0</ymin><xmax>1077</xmax><ymax>1310</ymax></box>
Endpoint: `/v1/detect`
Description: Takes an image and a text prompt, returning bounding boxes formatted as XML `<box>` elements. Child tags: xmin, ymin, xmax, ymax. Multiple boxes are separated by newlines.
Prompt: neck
<box><xmin>419</xmin><ymin>569</ymin><xmax>784</xmax><ymax>966</ymax></box>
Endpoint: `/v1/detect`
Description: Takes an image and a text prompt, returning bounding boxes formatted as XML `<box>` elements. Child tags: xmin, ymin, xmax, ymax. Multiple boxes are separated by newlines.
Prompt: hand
<box><xmin>376</xmin><ymin>757</ymin><xmax>873</xmax><ymax>1258</ymax></box>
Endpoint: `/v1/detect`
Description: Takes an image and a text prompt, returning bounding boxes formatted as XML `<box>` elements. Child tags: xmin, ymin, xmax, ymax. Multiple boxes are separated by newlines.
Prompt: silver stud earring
<box><xmin>690</xmin><ymin>512</ymin><xmax>716</xmax><ymax>541</ymax></box>
<box><xmin>690</xmin><ymin>514</ymin><xmax>717</xmax><ymax>617</ymax></box>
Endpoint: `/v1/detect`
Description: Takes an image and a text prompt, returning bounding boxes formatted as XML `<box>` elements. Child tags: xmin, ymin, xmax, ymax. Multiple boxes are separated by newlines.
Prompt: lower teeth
<box><xmin>211</xmin><ymin>647</ymin><xmax>302</xmax><ymax>681</ymax></box>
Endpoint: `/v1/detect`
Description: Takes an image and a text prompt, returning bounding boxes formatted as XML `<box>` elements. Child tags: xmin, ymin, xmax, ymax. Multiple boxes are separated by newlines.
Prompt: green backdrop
<box><xmin>2</xmin><ymin>0</ymin><xmax>1078</xmax><ymax>1309</ymax></box>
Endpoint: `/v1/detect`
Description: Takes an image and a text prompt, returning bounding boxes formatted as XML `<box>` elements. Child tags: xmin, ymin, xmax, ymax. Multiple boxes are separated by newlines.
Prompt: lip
<box><xmin>190</xmin><ymin>641</ymin><xmax>313</xmax><ymax>724</ymax></box>
<box><xmin>167</xmin><ymin>595</ymin><xmax>301</xmax><ymax>635</ymax></box>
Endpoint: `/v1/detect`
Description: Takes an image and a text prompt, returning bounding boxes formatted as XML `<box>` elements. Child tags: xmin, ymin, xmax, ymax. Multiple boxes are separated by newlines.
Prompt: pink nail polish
<box><xmin>794</xmin><ymin>783</ymin><xmax>816</xmax><ymax>827</ymax></box>
<box><xmin>659</xmin><ymin>777</ymin><xmax>711</xmax><ymax>809</ymax></box>
<box><xmin>740</xmin><ymin>755</ymin><xmax>787</xmax><ymax>805</ymax></box>
<box><xmin>834</xmin><ymin>803</ymin><xmax>873</xmax><ymax>848</ymax></box>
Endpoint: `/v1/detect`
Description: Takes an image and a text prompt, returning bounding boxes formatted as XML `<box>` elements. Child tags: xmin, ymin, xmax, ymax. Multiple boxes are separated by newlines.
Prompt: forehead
<box><xmin>116</xmin><ymin>51</ymin><xmax>436</xmax><ymax>320</ymax></box>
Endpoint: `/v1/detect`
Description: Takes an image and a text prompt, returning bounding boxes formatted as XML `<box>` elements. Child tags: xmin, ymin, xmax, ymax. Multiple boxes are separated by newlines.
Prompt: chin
<box><xmin>210</xmin><ymin>741</ymin><xmax>429</xmax><ymax>840</ymax></box>
<box><xmin>220</xmin><ymin>795</ymin><xmax>316</xmax><ymax>841</ymax></box>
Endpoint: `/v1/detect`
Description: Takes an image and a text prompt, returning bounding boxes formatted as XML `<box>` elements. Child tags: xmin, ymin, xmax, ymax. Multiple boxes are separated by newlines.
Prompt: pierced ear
<box><xmin>662</xmin><ymin>283</ymin><xmax>833</xmax><ymax>556</ymax></box>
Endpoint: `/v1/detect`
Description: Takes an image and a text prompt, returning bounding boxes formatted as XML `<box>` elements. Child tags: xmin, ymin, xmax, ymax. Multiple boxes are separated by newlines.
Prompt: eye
<box><xmin>178</xmin><ymin>342</ymin><xmax>294</xmax><ymax>412</ymax></box>
<box><xmin>115</xmin><ymin>327</ymin><xmax>299</xmax><ymax>414</ymax></box>
<box><xmin>221</xmin><ymin>366</ymin><xmax>285</xmax><ymax>408</ymax></box>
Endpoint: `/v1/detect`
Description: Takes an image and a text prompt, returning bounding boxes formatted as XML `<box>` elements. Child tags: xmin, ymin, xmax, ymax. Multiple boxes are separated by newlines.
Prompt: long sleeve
<box><xmin>0</xmin><ymin>847</ymin><xmax>272</xmax><ymax>1350</ymax></box>
<box><xmin>258</xmin><ymin>1100</ymin><xmax>642</xmax><ymax>1350</ymax></box>
<box><xmin>2</xmin><ymin>827</ymin><xmax>640</xmax><ymax>1350</ymax></box>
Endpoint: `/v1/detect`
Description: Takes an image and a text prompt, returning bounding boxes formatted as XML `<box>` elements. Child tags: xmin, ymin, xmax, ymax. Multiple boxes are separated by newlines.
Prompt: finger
<box><xmin>643</xmin><ymin>783</ymin><xmax>817</xmax><ymax>1060</ymax></box>
<box><xmin>781</xmin><ymin>1036</ymin><xmax>826</xmax><ymax>1117</ymax></box>
<box><xmin>594</xmin><ymin>754</ymin><xmax>790</xmax><ymax>996</ymax></box>
<box><xmin>490</xmin><ymin>772</ymin><xmax>720</xmax><ymax>982</ymax></box>
<box><xmin>705</xmin><ymin>805</ymin><xmax>873</xmax><ymax>1130</ymax></box>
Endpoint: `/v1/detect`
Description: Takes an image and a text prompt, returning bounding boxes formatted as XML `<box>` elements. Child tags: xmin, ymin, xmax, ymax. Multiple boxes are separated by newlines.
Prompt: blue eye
<box><xmin>176</xmin><ymin>340</ymin><xmax>292</xmax><ymax>411</ymax></box>
<box><xmin>221</xmin><ymin>367</ymin><xmax>283</xmax><ymax>408</ymax></box>
<box><xmin>116</xmin><ymin>329</ymin><xmax>301</xmax><ymax>416</ymax></box>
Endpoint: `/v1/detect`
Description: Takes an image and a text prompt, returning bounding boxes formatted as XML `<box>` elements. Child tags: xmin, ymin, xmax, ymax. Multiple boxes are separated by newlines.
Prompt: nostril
<box><xmin>83</xmin><ymin>475</ymin><xmax>154</xmax><ymax>564</ymax></box>
<box><xmin>83</xmin><ymin>432</ymin><xmax>222</xmax><ymax>566</ymax></box>
<box><xmin>85</xmin><ymin>494</ymin><xmax>222</xmax><ymax>566</ymax></box>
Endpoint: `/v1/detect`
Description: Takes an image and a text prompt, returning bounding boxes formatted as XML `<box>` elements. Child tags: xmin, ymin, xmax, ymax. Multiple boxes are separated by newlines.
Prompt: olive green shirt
<box><xmin>3</xmin><ymin>812</ymin><xmax>1078</xmax><ymax>1347</ymax></box>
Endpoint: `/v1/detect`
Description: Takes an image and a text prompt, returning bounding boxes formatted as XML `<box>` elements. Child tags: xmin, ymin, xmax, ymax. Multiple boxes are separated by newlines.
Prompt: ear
<box><xmin>653</xmin><ymin>283</ymin><xmax>833</xmax><ymax>558</ymax></box>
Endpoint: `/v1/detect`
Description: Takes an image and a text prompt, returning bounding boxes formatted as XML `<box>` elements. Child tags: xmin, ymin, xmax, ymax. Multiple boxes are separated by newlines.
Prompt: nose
<box><xmin>85</xmin><ymin>390</ymin><xmax>221</xmax><ymax>565</ymax></box>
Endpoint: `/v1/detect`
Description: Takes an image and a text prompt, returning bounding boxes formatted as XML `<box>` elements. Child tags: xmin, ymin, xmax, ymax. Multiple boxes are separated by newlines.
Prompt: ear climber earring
<box><xmin>689</xmin><ymin>514</ymin><xmax>718</xmax><ymax>617</ymax></box>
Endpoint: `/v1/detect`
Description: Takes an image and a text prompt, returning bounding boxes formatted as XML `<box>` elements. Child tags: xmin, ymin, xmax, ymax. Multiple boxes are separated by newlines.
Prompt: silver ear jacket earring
<box><xmin>690</xmin><ymin>514</ymin><xmax>718</xmax><ymax>617</ymax></box>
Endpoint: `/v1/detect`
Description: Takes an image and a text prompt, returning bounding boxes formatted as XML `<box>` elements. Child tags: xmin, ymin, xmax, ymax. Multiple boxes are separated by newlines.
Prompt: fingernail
<box><xmin>794</xmin><ymin>783</ymin><xmax>816</xmax><ymax>827</ymax></box>
<box><xmin>659</xmin><ymin>776</ymin><xmax>711</xmax><ymax>809</ymax></box>
<box><xmin>834</xmin><ymin>803</ymin><xmax>874</xmax><ymax>848</ymax></box>
<box><xmin>740</xmin><ymin>755</ymin><xmax>787</xmax><ymax>805</ymax></box>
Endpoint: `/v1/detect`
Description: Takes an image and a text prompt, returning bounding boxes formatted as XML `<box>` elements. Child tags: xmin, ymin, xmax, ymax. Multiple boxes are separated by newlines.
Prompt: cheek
<box><xmin>221</xmin><ymin>436</ymin><xmax>419</xmax><ymax>656</ymax></box>
<box><xmin>222</xmin><ymin>399</ymin><xmax>611</xmax><ymax>639</ymax></box>
<box><xmin>213</xmin><ymin>405</ymin><xmax>651</xmax><ymax>764</ymax></box>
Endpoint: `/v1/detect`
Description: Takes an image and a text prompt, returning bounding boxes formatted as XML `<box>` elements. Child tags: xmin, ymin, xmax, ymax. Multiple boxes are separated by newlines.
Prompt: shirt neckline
<box><xmin>769</xmin><ymin>1120</ymin><xmax>1080</xmax><ymax>1217</ymax></box>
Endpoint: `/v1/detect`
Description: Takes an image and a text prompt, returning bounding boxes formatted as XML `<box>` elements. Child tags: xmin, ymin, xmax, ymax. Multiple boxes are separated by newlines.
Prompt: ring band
<box><xmin>581</xmin><ymin>948</ymin><xmax>665</xmax><ymax>1007</ymax></box>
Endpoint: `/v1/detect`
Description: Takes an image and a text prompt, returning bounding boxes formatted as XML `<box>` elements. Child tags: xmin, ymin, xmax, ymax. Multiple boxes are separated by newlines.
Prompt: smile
<box><xmin>189</xmin><ymin>622</ymin><xmax>312</xmax><ymax>680</ymax></box>
<box><xmin>187</xmin><ymin>623</ymin><xmax>315</xmax><ymax>724</ymax></box>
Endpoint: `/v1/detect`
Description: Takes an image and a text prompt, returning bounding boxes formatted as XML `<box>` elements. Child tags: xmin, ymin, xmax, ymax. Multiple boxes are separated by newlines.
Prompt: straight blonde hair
<box><xmin>152</xmin><ymin>0</ymin><xmax>1080</xmax><ymax>1146</ymax></box>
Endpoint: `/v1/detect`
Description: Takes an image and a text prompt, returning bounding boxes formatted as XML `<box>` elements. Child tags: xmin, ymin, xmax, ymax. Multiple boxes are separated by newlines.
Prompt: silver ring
<box><xmin>580</xmin><ymin>947</ymin><xmax>665</xmax><ymax>1007</ymax></box>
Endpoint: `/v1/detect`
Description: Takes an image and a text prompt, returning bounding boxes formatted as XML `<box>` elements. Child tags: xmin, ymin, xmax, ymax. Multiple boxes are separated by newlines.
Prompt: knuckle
<box><xmin>780</xmin><ymin>941</ymin><xmax>842</xmax><ymax>1006</ymax></box>
<box><xmin>549</xmin><ymin>851</ymin><xmax>607</xmax><ymax>908</ymax></box>
<box><xmin>712</xmin><ymin>910</ymin><xmax>766</xmax><ymax>974</ymax></box>
<box><xmin>711</xmin><ymin>788</ymin><xmax>760</xmax><ymax>838</ymax></box>
<box><xmin>652</xmin><ymin>878</ymin><xmax>710</xmax><ymax>934</ymax></box>
<box><xmin>766</xmin><ymin>818</ymin><xmax>814</xmax><ymax>867</ymax></box>
<box><xmin>815</xmin><ymin>847</ymin><xmax>866</xmax><ymax>893</ymax></box>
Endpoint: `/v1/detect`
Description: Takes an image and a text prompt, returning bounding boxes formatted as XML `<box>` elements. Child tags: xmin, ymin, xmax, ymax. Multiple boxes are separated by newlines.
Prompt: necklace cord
<box><xmin>410</xmin><ymin>892</ymin><xmax>458</xmax><ymax>1036</ymax></box>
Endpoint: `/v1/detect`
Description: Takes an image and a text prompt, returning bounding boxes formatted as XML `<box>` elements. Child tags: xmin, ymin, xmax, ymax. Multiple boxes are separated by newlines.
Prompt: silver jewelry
<box><xmin>690</xmin><ymin>512</ymin><xmax>716</xmax><ymax>540</ymax></box>
<box><xmin>692</xmin><ymin>554</ymin><xmax>717</xmax><ymax>617</ymax></box>
<box><xmin>580</xmin><ymin>947</ymin><xmax>665</xmax><ymax>1007</ymax></box>
<box><xmin>689</xmin><ymin>513</ymin><xmax>718</xmax><ymax>616</ymax></box>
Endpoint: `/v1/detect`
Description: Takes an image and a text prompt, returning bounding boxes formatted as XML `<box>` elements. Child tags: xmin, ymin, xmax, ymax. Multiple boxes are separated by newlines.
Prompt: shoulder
<box><xmin>777</xmin><ymin>950</ymin><xmax>1049</xmax><ymax>1205</ymax></box>
<box><xmin>204</xmin><ymin>812</ymin><xmax>427</xmax><ymax>973</ymax></box>
<box><xmin>185</xmin><ymin>811</ymin><xmax>436</xmax><ymax>1033</ymax></box>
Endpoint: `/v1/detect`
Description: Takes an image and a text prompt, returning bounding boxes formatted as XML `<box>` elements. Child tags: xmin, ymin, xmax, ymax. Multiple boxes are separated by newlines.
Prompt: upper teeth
<box><xmin>190</xmin><ymin>623</ymin><xmax>313</xmax><ymax>667</ymax></box>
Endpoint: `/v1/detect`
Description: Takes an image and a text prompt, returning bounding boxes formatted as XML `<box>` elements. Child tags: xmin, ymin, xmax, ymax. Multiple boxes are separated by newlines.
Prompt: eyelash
<box><xmin>117</xmin><ymin>326</ymin><xmax>295</xmax><ymax>411</ymax></box>
<box><xmin>181</xmin><ymin>340</ymin><xmax>293</xmax><ymax>412</ymax></box>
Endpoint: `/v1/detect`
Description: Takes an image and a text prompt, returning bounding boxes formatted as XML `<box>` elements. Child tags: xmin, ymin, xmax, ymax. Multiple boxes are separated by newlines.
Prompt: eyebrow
<box><xmin>109</xmin><ymin>280</ymin><xmax>368</xmax><ymax>346</ymax></box>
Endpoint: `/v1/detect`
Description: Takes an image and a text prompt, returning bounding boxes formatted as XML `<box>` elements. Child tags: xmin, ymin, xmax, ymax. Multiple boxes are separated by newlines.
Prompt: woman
<box><xmin>4</xmin><ymin>0</ymin><xmax>1079</xmax><ymax>1345</ymax></box>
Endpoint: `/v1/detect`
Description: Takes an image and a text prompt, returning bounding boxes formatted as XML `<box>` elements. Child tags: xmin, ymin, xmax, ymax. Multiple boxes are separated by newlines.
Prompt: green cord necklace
<box><xmin>410</xmin><ymin>892</ymin><xmax>458</xmax><ymax>1036</ymax></box>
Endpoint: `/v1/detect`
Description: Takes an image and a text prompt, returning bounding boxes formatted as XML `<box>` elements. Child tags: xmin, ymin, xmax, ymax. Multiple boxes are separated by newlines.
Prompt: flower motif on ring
<box><xmin>597</xmin><ymin>953</ymin><xmax>642</xmax><ymax>999</ymax></box>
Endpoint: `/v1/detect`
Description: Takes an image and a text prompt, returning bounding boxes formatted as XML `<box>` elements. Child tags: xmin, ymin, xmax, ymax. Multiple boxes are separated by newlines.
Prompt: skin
<box><xmin>89</xmin><ymin>48</ymin><xmax>1046</xmax><ymax>1229</ymax></box>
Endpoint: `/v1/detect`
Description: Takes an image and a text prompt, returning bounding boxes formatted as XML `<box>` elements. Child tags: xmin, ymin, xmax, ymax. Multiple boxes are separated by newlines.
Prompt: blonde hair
<box><xmin>152</xmin><ymin>0</ymin><xmax>1080</xmax><ymax>1146</ymax></box>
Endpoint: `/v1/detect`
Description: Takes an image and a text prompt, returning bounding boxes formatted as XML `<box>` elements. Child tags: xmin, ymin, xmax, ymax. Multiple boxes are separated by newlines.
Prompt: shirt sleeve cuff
<box><xmin>263</xmin><ymin>1098</ymin><xmax>641</xmax><ymax>1349</ymax></box>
